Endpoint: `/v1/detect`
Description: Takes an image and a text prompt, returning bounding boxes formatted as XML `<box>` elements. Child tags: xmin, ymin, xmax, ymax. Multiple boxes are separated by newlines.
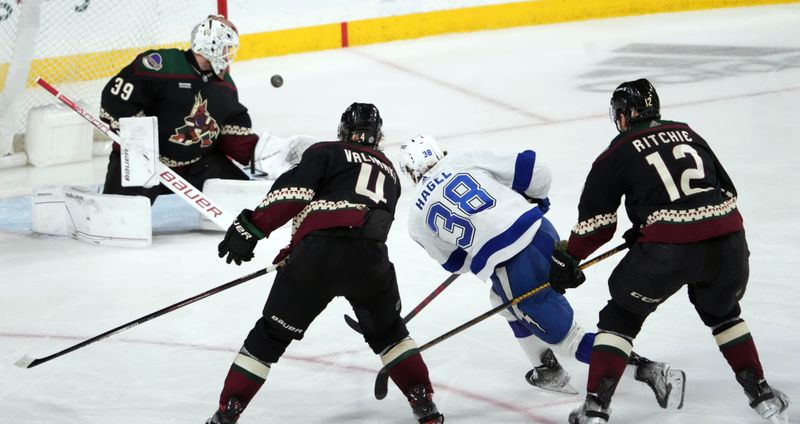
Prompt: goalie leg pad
<box><xmin>34</xmin><ymin>186</ymin><xmax>152</xmax><ymax>247</ymax></box>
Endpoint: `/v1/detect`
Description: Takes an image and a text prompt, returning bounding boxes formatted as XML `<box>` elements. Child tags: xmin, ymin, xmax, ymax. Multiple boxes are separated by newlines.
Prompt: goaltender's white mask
<box><xmin>190</xmin><ymin>15</ymin><xmax>239</xmax><ymax>77</ymax></box>
<box><xmin>399</xmin><ymin>134</ymin><xmax>447</xmax><ymax>184</ymax></box>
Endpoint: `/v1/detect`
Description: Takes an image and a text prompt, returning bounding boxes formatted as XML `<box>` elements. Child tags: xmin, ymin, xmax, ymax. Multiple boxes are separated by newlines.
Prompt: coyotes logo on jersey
<box><xmin>168</xmin><ymin>93</ymin><xmax>219</xmax><ymax>147</ymax></box>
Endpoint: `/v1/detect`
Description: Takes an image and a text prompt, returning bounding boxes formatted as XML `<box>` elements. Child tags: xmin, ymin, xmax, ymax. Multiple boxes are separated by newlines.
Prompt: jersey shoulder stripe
<box><xmin>512</xmin><ymin>150</ymin><xmax>536</xmax><ymax>193</ymax></box>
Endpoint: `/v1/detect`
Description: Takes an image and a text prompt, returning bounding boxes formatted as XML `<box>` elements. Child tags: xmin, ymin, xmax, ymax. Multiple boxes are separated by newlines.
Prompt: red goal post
<box><xmin>0</xmin><ymin>0</ymin><xmax>227</xmax><ymax>163</ymax></box>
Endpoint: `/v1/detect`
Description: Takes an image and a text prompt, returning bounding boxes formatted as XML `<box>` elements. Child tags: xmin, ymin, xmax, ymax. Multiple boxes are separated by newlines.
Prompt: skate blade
<box><xmin>665</xmin><ymin>368</ymin><xmax>686</xmax><ymax>410</ymax></box>
<box><xmin>769</xmin><ymin>412</ymin><xmax>789</xmax><ymax>424</ymax></box>
<box><xmin>535</xmin><ymin>381</ymin><xmax>580</xmax><ymax>395</ymax></box>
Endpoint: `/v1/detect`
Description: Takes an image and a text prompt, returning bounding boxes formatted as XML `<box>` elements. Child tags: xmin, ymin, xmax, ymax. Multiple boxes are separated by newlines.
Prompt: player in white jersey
<box><xmin>399</xmin><ymin>135</ymin><xmax>686</xmax><ymax>407</ymax></box>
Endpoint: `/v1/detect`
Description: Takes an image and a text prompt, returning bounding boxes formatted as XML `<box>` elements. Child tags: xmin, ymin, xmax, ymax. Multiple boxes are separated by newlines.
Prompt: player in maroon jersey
<box><xmin>207</xmin><ymin>103</ymin><xmax>444</xmax><ymax>424</ymax></box>
<box><xmin>99</xmin><ymin>15</ymin><xmax>258</xmax><ymax>203</ymax></box>
<box><xmin>549</xmin><ymin>79</ymin><xmax>789</xmax><ymax>424</ymax></box>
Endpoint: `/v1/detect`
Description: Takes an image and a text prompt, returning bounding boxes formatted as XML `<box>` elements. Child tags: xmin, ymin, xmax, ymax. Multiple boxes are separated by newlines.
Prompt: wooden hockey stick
<box><xmin>373</xmin><ymin>243</ymin><xmax>627</xmax><ymax>399</ymax></box>
<box><xmin>36</xmin><ymin>77</ymin><xmax>233</xmax><ymax>230</ymax></box>
<box><xmin>15</xmin><ymin>265</ymin><xmax>278</xmax><ymax>369</ymax></box>
<box><xmin>343</xmin><ymin>273</ymin><xmax>460</xmax><ymax>334</ymax></box>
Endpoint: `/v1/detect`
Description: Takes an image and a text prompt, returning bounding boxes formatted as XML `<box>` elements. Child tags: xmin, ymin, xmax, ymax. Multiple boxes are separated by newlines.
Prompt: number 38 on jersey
<box><xmin>426</xmin><ymin>173</ymin><xmax>495</xmax><ymax>249</ymax></box>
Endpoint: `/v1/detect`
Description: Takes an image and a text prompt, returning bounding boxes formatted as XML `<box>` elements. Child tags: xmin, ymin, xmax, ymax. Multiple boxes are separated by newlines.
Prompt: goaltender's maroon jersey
<box><xmin>249</xmin><ymin>141</ymin><xmax>401</xmax><ymax>262</ymax></box>
<box><xmin>567</xmin><ymin>119</ymin><xmax>743</xmax><ymax>260</ymax></box>
<box><xmin>100</xmin><ymin>49</ymin><xmax>258</xmax><ymax>168</ymax></box>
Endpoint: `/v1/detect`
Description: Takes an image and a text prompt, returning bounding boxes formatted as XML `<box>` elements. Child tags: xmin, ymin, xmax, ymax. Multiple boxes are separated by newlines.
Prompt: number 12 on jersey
<box><xmin>645</xmin><ymin>144</ymin><xmax>712</xmax><ymax>201</ymax></box>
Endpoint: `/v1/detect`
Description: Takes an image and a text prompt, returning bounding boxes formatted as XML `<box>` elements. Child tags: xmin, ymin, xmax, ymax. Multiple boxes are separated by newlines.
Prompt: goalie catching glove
<box><xmin>218</xmin><ymin>209</ymin><xmax>265</xmax><ymax>265</ymax></box>
<box><xmin>548</xmin><ymin>240</ymin><xmax>585</xmax><ymax>294</ymax></box>
<box><xmin>251</xmin><ymin>132</ymin><xmax>320</xmax><ymax>178</ymax></box>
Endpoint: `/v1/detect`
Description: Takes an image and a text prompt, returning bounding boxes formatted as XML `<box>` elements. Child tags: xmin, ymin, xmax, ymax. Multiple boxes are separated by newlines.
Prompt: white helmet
<box><xmin>190</xmin><ymin>15</ymin><xmax>239</xmax><ymax>77</ymax></box>
<box><xmin>399</xmin><ymin>135</ymin><xmax>446</xmax><ymax>184</ymax></box>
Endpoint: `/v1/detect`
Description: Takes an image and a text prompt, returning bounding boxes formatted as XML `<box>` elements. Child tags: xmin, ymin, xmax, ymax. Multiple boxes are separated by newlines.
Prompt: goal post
<box><xmin>0</xmin><ymin>0</ymin><xmax>226</xmax><ymax>162</ymax></box>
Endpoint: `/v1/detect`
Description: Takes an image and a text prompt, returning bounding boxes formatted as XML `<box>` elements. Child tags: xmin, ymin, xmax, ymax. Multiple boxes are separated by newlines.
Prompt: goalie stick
<box><xmin>343</xmin><ymin>273</ymin><xmax>460</xmax><ymax>334</ymax></box>
<box><xmin>35</xmin><ymin>77</ymin><xmax>232</xmax><ymax>230</ymax></box>
<box><xmin>372</xmin><ymin>243</ymin><xmax>628</xmax><ymax>400</ymax></box>
<box><xmin>15</xmin><ymin>265</ymin><xmax>278</xmax><ymax>369</ymax></box>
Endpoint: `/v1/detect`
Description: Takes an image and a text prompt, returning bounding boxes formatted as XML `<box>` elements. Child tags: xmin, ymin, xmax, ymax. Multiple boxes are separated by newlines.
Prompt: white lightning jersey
<box><xmin>407</xmin><ymin>150</ymin><xmax>551</xmax><ymax>280</ymax></box>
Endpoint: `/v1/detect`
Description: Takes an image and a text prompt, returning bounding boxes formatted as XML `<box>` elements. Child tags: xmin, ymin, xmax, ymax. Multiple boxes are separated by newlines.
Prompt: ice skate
<box><xmin>569</xmin><ymin>376</ymin><xmax>616</xmax><ymax>424</ymax></box>
<box><xmin>736</xmin><ymin>368</ymin><xmax>790</xmax><ymax>424</ymax></box>
<box><xmin>407</xmin><ymin>384</ymin><xmax>445</xmax><ymax>424</ymax></box>
<box><xmin>525</xmin><ymin>348</ymin><xmax>578</xmax><ymax>395</ymax></box>
<box><xmin>206</xmin><ymin>397</ymin><xmax>245</xmax><ymax>424</ymax></box>
<box><xmin>630</xmin><ymin>352</ymin><xmax>686</xmax><ymax>409</ymax></box>
<box><xmin>568</xmin><ymin>393</ymin><xmax>611</xmax><ymax>424</ymax></box>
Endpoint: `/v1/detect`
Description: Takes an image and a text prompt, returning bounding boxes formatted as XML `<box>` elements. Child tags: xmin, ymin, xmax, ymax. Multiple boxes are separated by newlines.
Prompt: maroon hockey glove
<box><xmin>218</xmin><ymin>209</ymin><xmax>265</xmax><ymax>265</ymax></box>
<box><xmin>548</xmin><ymin>240</ymin><xmax>585</xmax><ymax>294</ymax></box>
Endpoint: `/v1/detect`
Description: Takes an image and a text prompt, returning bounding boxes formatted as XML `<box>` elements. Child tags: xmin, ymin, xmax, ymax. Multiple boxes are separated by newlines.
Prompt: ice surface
<box><xmin>1</xmin><ymin>5</ymin><xmax>798</xmax><ymax>423</ymax></box>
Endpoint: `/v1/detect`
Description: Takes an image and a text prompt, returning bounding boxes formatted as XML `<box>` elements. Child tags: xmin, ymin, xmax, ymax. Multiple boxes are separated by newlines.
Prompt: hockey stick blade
<box><xmin>14</xmin><ymin>355</ymin><xmax>36</xmax><ymax>369</ymax></box>
<box><xmin>374</xmin><ymin>368</ymin><xmax>390</xmax><ymax>400</ymax></box>
<box><xmin>343</xmin><ymin>314</ymin><xmax>364</xmax><ymax>334</ymax></box>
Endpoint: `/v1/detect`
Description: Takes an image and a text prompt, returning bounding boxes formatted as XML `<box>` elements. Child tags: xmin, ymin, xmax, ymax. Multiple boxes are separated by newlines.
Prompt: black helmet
<box><xmin>338</xmin><ymin>102</ymin><xmax>383</xmax><ymax>147</ymax></box>
<box><xmin>609</xmin><ymin>78</ymin><xmax>660</xmax><ymax>131</ymax></box>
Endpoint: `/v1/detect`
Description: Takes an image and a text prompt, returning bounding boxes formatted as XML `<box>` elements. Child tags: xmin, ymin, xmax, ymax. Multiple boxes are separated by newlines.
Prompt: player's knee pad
<box><xmin>598</xmin><ymin>300</ymin><xmax>647</xmax><ymax>339</ymax></box>
<box><xmin>522</xmin><ymin>290</ymin><xmax>574</xmax><ymax>344</ymax></box>
<box><xmin>698</xmin><ymin>302</ymin><xmax>742</xmax><ymax>328</ymax></box>
<box><xmin>363</xmin><ymin>317</ymin><xmax>410</xmax><ymax>355</ymax></box>
<box><xmin>243</xmin><ymin>317</ymin><xmax>295</xmax><ymax>363</ymax></box>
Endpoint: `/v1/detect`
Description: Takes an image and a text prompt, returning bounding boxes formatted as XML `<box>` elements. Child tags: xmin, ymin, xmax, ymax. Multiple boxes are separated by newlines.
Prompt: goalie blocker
<box><xmin>120</xmin><ymin>116</ymin><xmax>160</xmax><ymax>188</ymax></box>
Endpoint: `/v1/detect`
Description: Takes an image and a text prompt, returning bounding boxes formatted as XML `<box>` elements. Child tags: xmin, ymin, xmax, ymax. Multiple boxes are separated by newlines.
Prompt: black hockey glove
<box><xmin>548</xmin><ymin>240</ymin><xmax>586</xmax><ymax>294</ymax></box>
<box><xmin>522</xmin><ymin>195</ymin><xmax>550</xmax><ymax>214</ymax></box>
<box><xmin>622</xmin><ymin>227</ymin><xmax>642</xmax><ymax>248</ymax></box>
<box><xmin>218</xmin><ymin>209</ymin><xmax>265</xmax><ymax>265</ymax></box>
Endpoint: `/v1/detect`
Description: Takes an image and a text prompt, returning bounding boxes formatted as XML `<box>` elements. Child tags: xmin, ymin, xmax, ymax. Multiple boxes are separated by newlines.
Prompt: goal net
<box><xmin>0</xmin><ymin>0</ymin><xmax>225</xmax><ymax>158</ymax></box>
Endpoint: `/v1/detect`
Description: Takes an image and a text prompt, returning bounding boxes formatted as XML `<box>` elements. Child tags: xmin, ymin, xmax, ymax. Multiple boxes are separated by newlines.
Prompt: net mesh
<box><xmin>0</xmin><ymin>0</ymin><xmax>220</xmax><ymax>148</ymax></box>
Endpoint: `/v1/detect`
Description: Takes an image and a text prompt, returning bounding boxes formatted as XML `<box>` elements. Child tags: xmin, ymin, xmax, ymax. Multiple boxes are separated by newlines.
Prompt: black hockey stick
<box><xmin>15</xmin><ymin>265</ymin><xmax>278</xmax><ymax>369</ymax></box>
<box><xmin>373</xmin><ymin>243</ymin><xmax>627</xmax><ymax>399</ymax></box>
<box><xmin>343</xmin><ymin>274</ymin><xmax>460</xmax><ymax>334</ymax></box>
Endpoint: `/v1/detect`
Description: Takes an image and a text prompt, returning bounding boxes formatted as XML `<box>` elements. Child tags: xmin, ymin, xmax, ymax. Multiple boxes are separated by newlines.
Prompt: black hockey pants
<box><xmin>242</xmin><ymin>232</ymin><xmax>410</xmax><ymax>364</ymax></box>
<box><xmin>598</xmin><ymin>230</ymin><xmax>750</xmax><ymax>338</ymax></box>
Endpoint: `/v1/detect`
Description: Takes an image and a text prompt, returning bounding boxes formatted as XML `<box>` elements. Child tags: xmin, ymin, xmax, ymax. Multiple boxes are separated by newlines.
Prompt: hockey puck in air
<box><xmin>270</xmin><ymin>74</ymin><xmax>283</xmax><ymax>88</ymax></box>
